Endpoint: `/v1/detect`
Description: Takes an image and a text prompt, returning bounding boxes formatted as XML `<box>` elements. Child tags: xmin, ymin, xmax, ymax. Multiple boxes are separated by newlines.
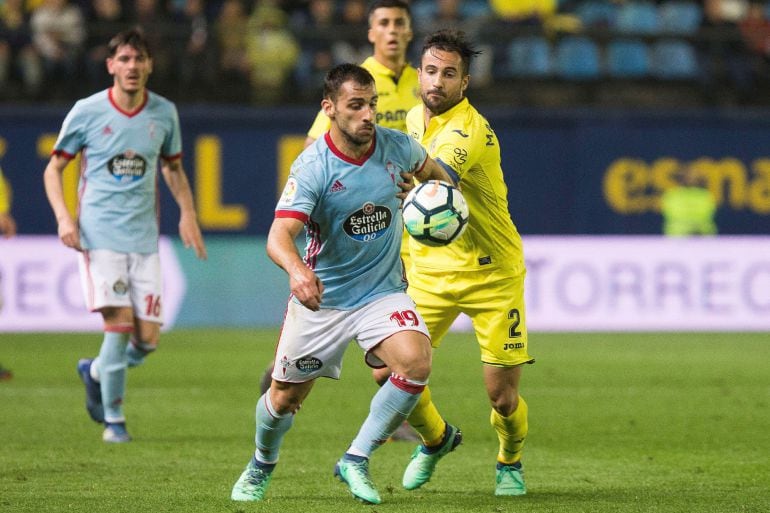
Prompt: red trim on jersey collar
<box><xmin>324</xmin><ymin>131</ymin><xmax>376</xmax><ymax>166</ymax></box>
<box><xmin>108</xmin><ymin>88</ymin><xmax>149</xmax><ymax>118</ymax></box>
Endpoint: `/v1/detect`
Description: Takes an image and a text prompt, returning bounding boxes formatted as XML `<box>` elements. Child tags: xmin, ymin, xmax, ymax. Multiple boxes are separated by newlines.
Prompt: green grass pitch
<box><xmin>1</xmin><ymin>330</ymin><xmax>769</xmax><ymax>513</ymax></box>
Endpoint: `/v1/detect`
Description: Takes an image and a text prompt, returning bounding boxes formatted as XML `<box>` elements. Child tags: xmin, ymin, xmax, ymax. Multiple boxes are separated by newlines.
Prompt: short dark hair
<box><xmin>420</xmin><ymin>29</ymin><xmax>481</xmax><ymax>76</ymax></box>
<box><xmin>367</xmin><ymin>0</ymin><xmax>411</xmax><ymax>24</ymax></box>
<box><xmin>323</xmin><ymin>63</ymin><xmax>375</xmax><ymax>102</ymax></box>
<box><xmin>108</xmin><ymin>27</ymin><xmax>152</xmax><ymax>58</ymax></box>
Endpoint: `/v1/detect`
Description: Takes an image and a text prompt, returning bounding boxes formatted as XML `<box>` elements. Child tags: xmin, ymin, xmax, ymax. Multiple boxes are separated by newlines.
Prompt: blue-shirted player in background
<box><xmin>230</xmin><ymin>63</ymin><xmax>451</xmax><ymax>505</ymax></box>
<box><xmin>43</xmin><ymin>28</ymin><xmax>207</xmax><ymax>444</ymax></box>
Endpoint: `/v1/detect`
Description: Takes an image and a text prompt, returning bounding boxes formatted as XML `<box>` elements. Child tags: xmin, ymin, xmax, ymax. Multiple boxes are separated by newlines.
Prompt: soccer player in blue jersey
<box><xmin>230</xmin><ymin>63</ymin><xmax>452</xmax><ymax>505</ymax></box>
<box><xmin>43</xmin><ymin>28</ymin><xmax>207</xmax><ymax>444</ymax></box>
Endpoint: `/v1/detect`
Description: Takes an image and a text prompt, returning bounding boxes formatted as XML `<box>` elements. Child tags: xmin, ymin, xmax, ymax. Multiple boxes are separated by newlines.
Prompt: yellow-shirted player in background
<box><xmin>0</xmin><ymin>166</ymin><xmax>17</xmax><ymax>381</ymax></box>
<box><xmin>304</xmin><ymin>0</ymin><xmax>419</xmax><ymax>146</ymax></box>
<box><xmin>0</xmin><ymin>167</ymin><xmax>16</xmax><ymax>238</ymax></box>
<box><xmin>379</xmin><ymin>29</ymin><xmax>535</xmax><ymax>497</ymax></box>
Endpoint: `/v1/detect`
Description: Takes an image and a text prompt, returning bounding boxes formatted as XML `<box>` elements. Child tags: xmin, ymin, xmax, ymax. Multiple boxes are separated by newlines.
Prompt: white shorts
<box><xmin>272</xmin><ymin>292</ymin><xmax>430</xmax><ymax>383</ymax></box>
<box><xmin>78</xmin><ymin>249</ymin><xmax>163</xmax><ymax>324</ymax></box>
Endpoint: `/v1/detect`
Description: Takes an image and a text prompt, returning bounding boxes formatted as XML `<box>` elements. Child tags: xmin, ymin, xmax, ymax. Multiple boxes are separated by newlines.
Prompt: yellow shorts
<box><xmin>407</xmin><ymin>266</ymin><xmax>534</xmax><ymax>367</ymax></box>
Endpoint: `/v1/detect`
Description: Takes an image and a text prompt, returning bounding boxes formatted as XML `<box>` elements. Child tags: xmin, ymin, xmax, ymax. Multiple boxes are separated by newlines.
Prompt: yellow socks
<box><xmin>406</xmin><ymin>385</ymin><xmax>446</xmax><ymax>446</ymax></box>
<box><xmin>490</xmin><ymin>395</ymin><xmax>528</xmax><ymax>464</ymax></box>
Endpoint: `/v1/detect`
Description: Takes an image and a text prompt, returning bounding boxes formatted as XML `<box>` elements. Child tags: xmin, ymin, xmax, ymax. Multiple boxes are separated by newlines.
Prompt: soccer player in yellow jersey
<box><xmin>394</xmin><ymin>29</ymin><xmax>534</xmax><ymax>496</ymax></box>
<box><xmin>0</xmin><ymin>168</ymin><xmax>16</xmax><ymax>238</ymax></box>
<box><xmin>304</xmin><ymin>0</ymin><xmax>419</xmax><ymax>147</ymax></box>
<box><xmin>0</xmin><ymin>167</ymin><xmax>17</xmax><ymax>380</ymax></box>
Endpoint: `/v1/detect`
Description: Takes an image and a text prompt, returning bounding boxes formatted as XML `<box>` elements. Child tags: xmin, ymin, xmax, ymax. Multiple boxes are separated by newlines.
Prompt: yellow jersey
<box><xmin>307</xmin><ymin>56</ymin><xmax>420</xmax><ymax>139</ymax></box>
<box><xmin>405</xmin><ymin>98</ymin><xmax>524</xmax><ymax>273</ymax></box>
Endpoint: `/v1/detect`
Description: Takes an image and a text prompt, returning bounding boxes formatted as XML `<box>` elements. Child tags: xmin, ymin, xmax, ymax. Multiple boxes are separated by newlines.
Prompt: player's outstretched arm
<box><xmin>161</xmin><ymin>158</ymin><xmax>207</xmax><ymax>260</ymax></box>
<box><xmin>417</xmin><ymin>156</ymin><xmax>455</xmax><ymax>185</ymax></box>
<box><xmin>267</xmin><ymin>217</ymin><xmax>323</xmax><ymax>311</ymax></box>
<box><xmin>43</xmin><ymin>154</ymin><xmax>82</xmax><ymax>251</ymax></box>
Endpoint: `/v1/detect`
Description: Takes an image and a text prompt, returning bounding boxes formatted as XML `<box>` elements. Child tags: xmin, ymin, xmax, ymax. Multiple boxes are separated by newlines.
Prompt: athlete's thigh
<box><xmin>463</xmin><ymin>269</ymin><xmax>534</xmax><ymax>367</ymax></box>
<box><xmin>128</xmin><ymin>252</ymin><xmax>163</xmax><ymax>324</ymax></box>
<box><xmin>407</xmin><ymin>269</ymin><xmax>460</xmax><ymax>348</ymax></box>
<box><xmin>272</xmin><ymin>301</ymin><xmax>354</xmax><ymax>383</ymax></box>
<box><xmin>79</xmin><ymin>249</ymin><xmax>132</xmax><ymax>312</ymax></box>
<box><xmin>353</xmin><ymin>292</ymin><xmax>431</xmax><ymax>372</ymax></box>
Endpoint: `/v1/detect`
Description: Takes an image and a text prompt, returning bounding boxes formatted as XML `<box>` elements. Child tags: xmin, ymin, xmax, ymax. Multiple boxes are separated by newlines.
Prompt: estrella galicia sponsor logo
<box><xmin>344</xmin><ymin>202</ymin><xmax>392</xmax><ymax>242</ymax></box>
<box><xmin>295</xmin><ymin>356</ymin><xmax>322</xmax><ymax>374</ymax></box>
<box><xmin>108</xmin><ymin>151</ymin><xmax>148</xmax><ymax>182</ymax></box>
<box><xmin>112</xmin><ymin>280</ymin><xmax>128</xmax><ymax>295</ymax></box>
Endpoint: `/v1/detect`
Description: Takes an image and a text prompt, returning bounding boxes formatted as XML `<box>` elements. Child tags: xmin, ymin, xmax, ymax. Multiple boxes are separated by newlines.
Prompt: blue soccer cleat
<box><xmin>77</xmin><ymin>358</ymin><xmax>104</xmax><ymax>423</ymax></box>
<box><xmin>102</xmin><ymin>422</ymin><xmax>131</xmax><ymax>443</ymax></box>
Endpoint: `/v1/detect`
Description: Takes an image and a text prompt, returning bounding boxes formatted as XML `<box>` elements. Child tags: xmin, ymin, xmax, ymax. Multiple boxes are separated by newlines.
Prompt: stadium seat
<box><xmin>651</xmin><ymin>40</ymin><xmax>699</xmax><ymax>79</ymax></box>
<box><xmin>606</xmin><ymin>40</ymin><xmax>650</xmax><ymax>78</ymax></box>
<box><xmin>575</xmin><ymin>0</ymin><xmax>618</xmax><ymax>28</ymax></box>
<box><xmin>410</xmin><ymin>0</ymin><xmax>436</xmax><ymax>25</ymax></box>
<box><xmin>553</xmin><ymin>36</ymin><xmax>601</xmax><ymax>80</ymax></box>
<box><xmin>460</xmin><ymin>0</ymin><xmax>491</xmax><ymax>19</ymax></box>
<box><xmin>658</xmin><ymin>1</ymin><xmax>703</xmax><ymax>35</ymax></box>
<box><xmin>615</xmin><ymin>1</ymin><xmax>660</xmax><ymax>34</ymax></box>
<box><xmin>507</xmin><ymin>36</ymin><xmax>552</xmax><ymax>77</ymax></box>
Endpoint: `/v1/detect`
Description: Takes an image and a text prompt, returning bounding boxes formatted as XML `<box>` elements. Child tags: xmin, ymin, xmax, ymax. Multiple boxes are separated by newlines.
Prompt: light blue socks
<box><xmin>347</xmin><ymin>377</ymin><xmax>424</xmax><ymax>458</ymax></box>
<box><xmin>126</xmin><ymin>339</ymin><xmax>156</xmax><ymax>367</ymax></box>
<box><xmin>254</xmin><ymin>392</ymin><xmax>294</xmax><ymax>464</ymax></box>
<box><xmin>96</xmin><ymin>331</ymin><xmax>130</xmax><ymax>423</ymax></box>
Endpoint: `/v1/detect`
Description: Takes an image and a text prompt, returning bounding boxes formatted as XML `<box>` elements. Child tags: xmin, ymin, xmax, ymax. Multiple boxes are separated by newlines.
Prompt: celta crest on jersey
<box><xmin>344</xmin><ymin>202</ymin><xmax>392</xmax><ymax>242</ymax></box>
<box><xmin>108</xmin><ymin>151</ymin><xmax>148</xmax><ymax>182</ymax></box>
<box><xmin>384</xmin><ymin>161</ymin><xmax>396</xmax><ymax>184</ymax></box>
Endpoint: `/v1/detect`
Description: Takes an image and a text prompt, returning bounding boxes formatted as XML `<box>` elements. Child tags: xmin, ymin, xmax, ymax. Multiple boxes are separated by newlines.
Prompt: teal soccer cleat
<box><xmin>495</xmin><ymin>462</ymin><xmax>527</xmax><ymax>496</ymax></box>
<box><xmin>334</xmin><ymin>456</ymin><xmax>381</xmax><ymax>504</ymax></box>
<box><xmin>231</xmin><ymin>458</ymin><xmax>274</xmax><ymax>501</ymax></box>
<box><xmin>402</xmin><ymin>423</ymin><xmax>462</xmax><ymax>490</ymax></box>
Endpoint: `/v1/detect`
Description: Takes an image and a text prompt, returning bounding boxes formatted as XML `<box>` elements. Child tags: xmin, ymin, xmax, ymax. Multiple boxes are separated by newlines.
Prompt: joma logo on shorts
<box><xmin>295</xmin><ymin>356</ymin><xmax>322</xmax><ymax>373</ymax></box>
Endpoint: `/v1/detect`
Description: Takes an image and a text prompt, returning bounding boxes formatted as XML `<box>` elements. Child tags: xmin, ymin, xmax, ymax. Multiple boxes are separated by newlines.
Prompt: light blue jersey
<box><xmin>276</xmin><ymin>126</ymin><xmax>428</xmax><ymax>310</ymax></box>
<box><xmin>53</xmin><ymin>89</ymin><xmax>182</xmax><ymax>253</ymax></box>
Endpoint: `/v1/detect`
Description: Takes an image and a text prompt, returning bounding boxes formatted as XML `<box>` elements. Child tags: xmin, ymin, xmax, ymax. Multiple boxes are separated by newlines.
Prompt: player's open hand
<box><xmin>398</xmin><ymin>170</ymin><xmax>416</xmax><ymax>201</ymax></box>
<box><xmin>289</xmin><ymin>264</ymin><xmax>323</xmax><ymax>311</ymax></box>
<box><xmin>179</xmin><ymin>213</ymin><xmax>207</xmax><ymax>260</ymax></box>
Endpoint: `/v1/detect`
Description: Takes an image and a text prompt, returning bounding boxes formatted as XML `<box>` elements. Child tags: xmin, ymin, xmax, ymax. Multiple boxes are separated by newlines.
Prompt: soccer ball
<box><xmin>403</xmin><ymin>180</ymin><xmax>469</xmax><ymax>247</ymax></box>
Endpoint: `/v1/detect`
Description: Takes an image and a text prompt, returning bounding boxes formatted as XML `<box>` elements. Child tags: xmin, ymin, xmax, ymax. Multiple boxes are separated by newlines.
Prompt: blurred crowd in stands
<box><xmin>1</xmin><ymin>0</ymin><xmax>770</xmax><ymax>107</ymax></box>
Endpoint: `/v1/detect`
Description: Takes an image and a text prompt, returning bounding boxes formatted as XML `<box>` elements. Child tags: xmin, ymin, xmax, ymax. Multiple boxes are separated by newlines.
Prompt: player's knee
<box><xmin>372</xmin><ymin>366</ymin><xmax>390</xmax><ymax>386</ymax></box>
<box><xmin>269</xmin><ymin>384</ymin><xmax>305</xmax><ymax>415</ymax></box>
<box><xmin>490</xmin><ymin>392</ymin><xmax>519</xmax><ymax>418</ymax></box>
<box><xmin>398</xmin><ymin>359</ymin><xmax>431</xmax><ymax>384</ymax></box>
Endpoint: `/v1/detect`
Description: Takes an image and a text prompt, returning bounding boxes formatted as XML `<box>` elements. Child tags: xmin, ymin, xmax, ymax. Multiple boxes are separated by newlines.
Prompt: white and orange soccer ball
<box><xmin>403</xmin><ymin>180</ymin><xmax>469</xmax><ymax>247</ymax></box>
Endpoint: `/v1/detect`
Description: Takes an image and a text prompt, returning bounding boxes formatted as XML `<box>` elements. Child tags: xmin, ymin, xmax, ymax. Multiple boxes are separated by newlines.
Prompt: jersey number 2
<box><xmin>508</xmin><ymin>309</ymin><xmax>522</xmax><ymax>338</ymax></box>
